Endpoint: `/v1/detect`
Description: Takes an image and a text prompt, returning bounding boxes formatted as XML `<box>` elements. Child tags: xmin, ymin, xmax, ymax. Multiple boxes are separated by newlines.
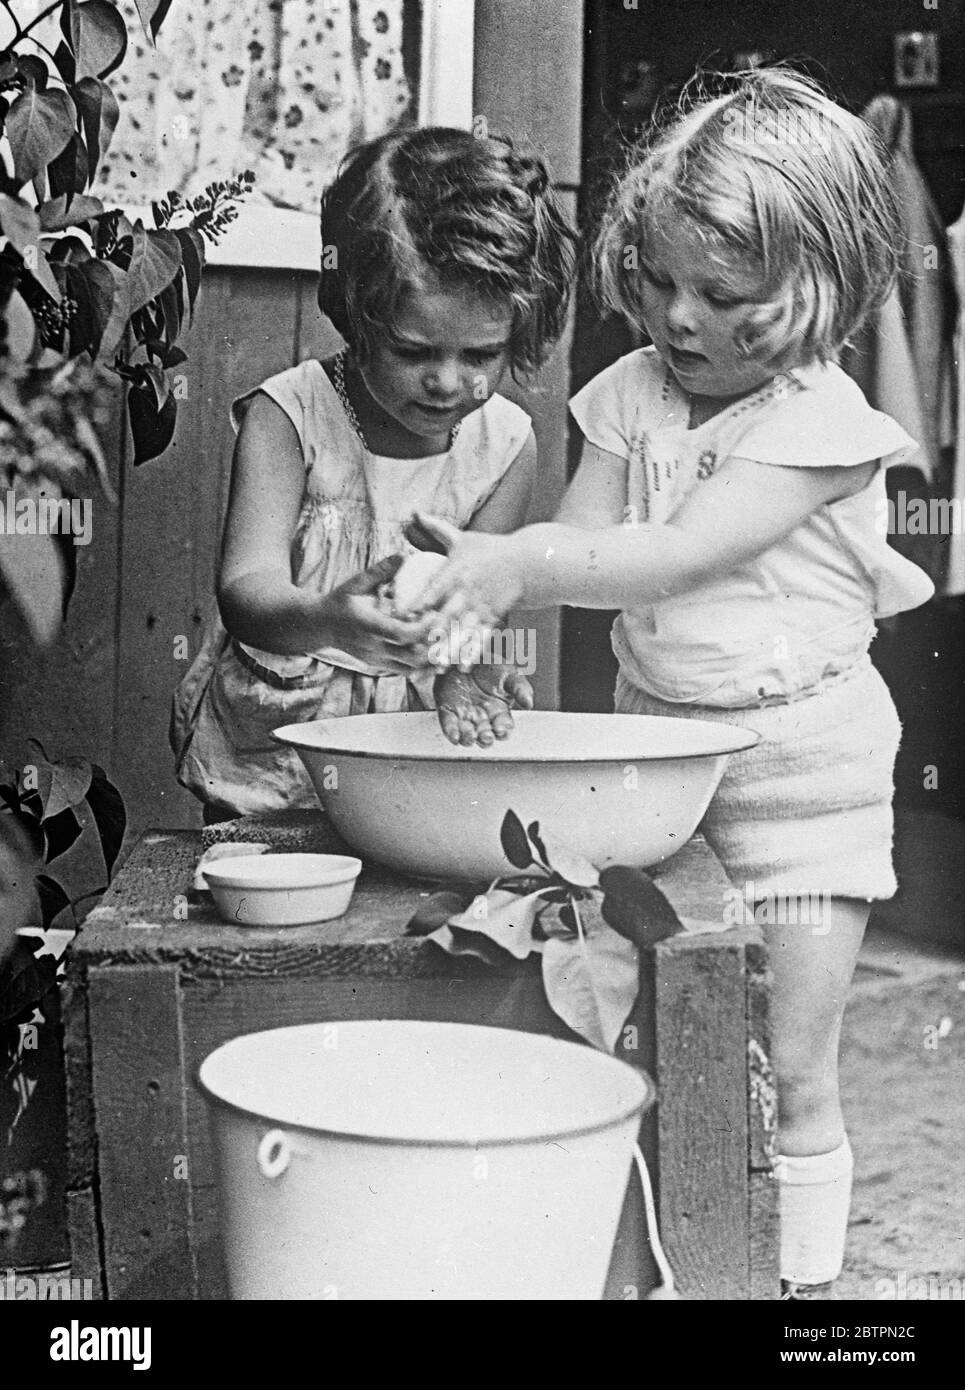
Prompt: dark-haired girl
<box><xmin>171</xmin><ymin>126</ymin><xmax>574</xmax><ymax>817</ymax></box>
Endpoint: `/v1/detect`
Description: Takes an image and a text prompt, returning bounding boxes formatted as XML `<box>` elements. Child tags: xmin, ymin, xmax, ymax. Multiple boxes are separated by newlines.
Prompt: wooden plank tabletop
<box><xmin>71</xmin><ymin>813</ymin><xmax>740</xmax><ymax>975</ymax></box>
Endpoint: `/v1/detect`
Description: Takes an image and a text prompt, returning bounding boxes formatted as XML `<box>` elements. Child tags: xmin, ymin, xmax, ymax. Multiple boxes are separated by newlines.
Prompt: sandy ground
<box><xmin>837</xmin><ymin>925</ymin><xmax>965</xmax><ymax>1301</ymax></box>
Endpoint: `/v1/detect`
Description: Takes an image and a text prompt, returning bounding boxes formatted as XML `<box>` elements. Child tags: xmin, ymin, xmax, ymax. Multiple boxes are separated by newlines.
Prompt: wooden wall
<box><xmin>0</xmin><ymin>0</ymin><xmax>585</xmax><ymax>843</ymax></box>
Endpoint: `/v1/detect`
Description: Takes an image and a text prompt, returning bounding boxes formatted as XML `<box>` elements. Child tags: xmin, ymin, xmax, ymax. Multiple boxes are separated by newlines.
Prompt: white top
<box><xmin>233</xmin><ymin>358</ymin><xmax>531</xmax><ymax>679</ymax></box>
<box><xmin>570</xmin><ymin>347</ymin><xmax>935</xmax><ymax>708</ymax></box>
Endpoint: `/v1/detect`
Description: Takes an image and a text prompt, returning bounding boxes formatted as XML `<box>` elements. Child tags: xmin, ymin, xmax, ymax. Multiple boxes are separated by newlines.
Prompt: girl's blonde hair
<box><xmin>595</xmin><ymin>67</ymin><xmax>900</xmax><ymax>367</ymax></box>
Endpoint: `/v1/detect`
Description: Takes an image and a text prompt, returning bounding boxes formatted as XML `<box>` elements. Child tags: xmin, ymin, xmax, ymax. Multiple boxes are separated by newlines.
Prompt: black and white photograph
<box><xmin>0</xmin><ymin>0</ymin><xmax>962</xmax><ymax>1348</ymax></box>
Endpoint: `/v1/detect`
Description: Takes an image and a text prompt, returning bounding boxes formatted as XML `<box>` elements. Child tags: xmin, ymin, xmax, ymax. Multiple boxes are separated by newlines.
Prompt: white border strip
<box><xmin>419</xmin><ymin>0</ymin><xmax>476</xmax><ymax>129</ymax></box>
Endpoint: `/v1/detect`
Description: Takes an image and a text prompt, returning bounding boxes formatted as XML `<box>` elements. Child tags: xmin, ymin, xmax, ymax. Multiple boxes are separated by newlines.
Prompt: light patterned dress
<box><xmin>30</xmin><ymin>0</ymin><xmax>414</xmax><ymax>215</ymax></box>
<box><xmin>171</xmin><ymin>359</ymin><xmax>530</xmax><ymax>815</ymax></box>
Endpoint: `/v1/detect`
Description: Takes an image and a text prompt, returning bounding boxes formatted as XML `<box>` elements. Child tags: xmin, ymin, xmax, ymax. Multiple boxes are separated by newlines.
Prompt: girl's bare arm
<box><xmin>415</xmin><ymin>450</ymin><xmax>876</xmax><ymax>619</ymax></box>
<box><xmin>217</xmin><ymin>394</ymin><xmax>428</xmax><ymax>665</ymax></box>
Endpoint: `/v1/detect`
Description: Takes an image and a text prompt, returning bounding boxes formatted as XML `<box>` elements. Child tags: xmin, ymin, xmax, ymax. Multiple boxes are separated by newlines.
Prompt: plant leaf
<box><xmin>85</xmin><ymin>764</ymin><xmax>126</xmax><ymax>877</ymax></box>
<box><xmin>157</xmin><ymin>278</ymin><xmax>181</xmax><ymax>347</ymax></box>
<box><xmin>405</xmin><ymin>887</ymin><xmax>478</xmax><ymax>935</ymax></box>
<box><xmin>526</xmin><ymin>820</ymin><xmax>549</xmax><ymax>866</ymax></box>
<box><xmin>537</xmin><ymin>828</ymin><xmax>600</xmax><ymax>888</ymax></box>
<box><xmin>499</xmin><ymin>809</ymin><xmax>533</xmax><ymax>870</ymax></box>
<box><xmin>66</xmin><ymin>258</ymin><xmax>116</xmax><ymax>357</ymax></box>
<box><xmin>134</xmin><ymin>0</ymin><xmax>175</xmax><ymax>43</ymax></box>
<box><xmin>126</xmin><ymin>223</ymin><xmax>182</xmax><ymax>314</ymax></box>
<box><xmin>36</xmin><ymin>872</ymin><xmax>74</xmax><ymax>929</ymax></box>
<box><xmin>0</xmin><ymin>815</ymin><xmax>43</xmax><ymax>971</ymax></box>
<box><xmin>0</xmin><ymin>192</ymin><xmax>42</xmax><ymax>259</ymax></box>
<box><xmin>47</xmin><ymin>130</ymin><xmax>89</xmax><ymax>201</ymax></box>
<box><xmin>34</xmin><ymin>752</ymin><xmax>92</xmax><ymax>821</ymax></box>
<box><xmin>53</xmin><ymin>40</ymin><xmax>76</xmax><ymax>87</ymax></box>
<box><xmin>94</xmin><ymin>258</ymin><xmax>130</xmax><ymax>360</ymax></box>
<box><xmin>0</xmin><ymin>938</ymin><xmax>58</xmax><ymax>1026</ymax></box>
<box><xmin>0</xmin><ymin>525</ymin><xmax>65</xmax><ymax>646</ymax></box>
<box><xmin>425</xmin><ymin>924</ymin><xmax>517</xmax><ymax>969</ymax></box>
<box><xmin>174</xmin><ymin>225</ymin><xmax>204</xmax><ymax>311</ymax></box>
<box><xmin>446</xmin><ymin>887</ymin><xmax>550</xmax><ymax>960</ymax></box>
<box><xmin>541</xmin><ymin>906</ymin><xmax>640</xmax><ymax>1053</ymax></box>
<box><xmin>6</xmin><ymin>86</ymin><xmax>77</xmax><ymax>187</ymax></box>
<box><xmin>41</xmin><ymin>805</ymin><xmax>83</xmax><ymax>862</ymax></box>
<box><xmin>24</xmin><ymin>737</ymin><xmax>50</xmax><ymax>764</ymax></box>
<box><xmin>128</xmin><ymin>382</ymin><xmax>177</xmax><ymax>463</ymax></box>
<box><xmin>599</xmin><ymin>864</ymin><xmax>685</xmax><ymax>949</ymax></box>
<box><xmin>18</xmin><ymin>55</ymin><xmax>50</xmax><ymax>92</ymax></box>
<box><xmin>71</xmin><ymin>77</ymin><xmax>119</xmax><ymax>182</ymax></box>
<box><xmin>72</xmin><ymin>0</ymin><xmax>129</xmax><ymax>81</ymax></box>
<box><xmin>38</xmin><ymin>193</ymin><xmax>105</xmax><ymax>231</ymax></box>
<box><xmin>3</xmin><ymin>289</ymin><xmax>37</xmax><ymax>363</ymax></box>
<box><xmin>0</xmin><ymin>194</ymin><xmax>63</xmax><ymax>300</ymax></box>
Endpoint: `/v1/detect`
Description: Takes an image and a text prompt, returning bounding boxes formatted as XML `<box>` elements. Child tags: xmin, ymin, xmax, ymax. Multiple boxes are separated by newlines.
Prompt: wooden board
<box><xmin>65</xmin><ymin>1189</ymin><xmax>104</xmax><ymax>1301</ymax></box>
<box><xmin>745</xmin><ymin>936</ymin><xmax>780</xmax><ymax>1300</ymax></box>
<box><xmin>473</xmin><ymin>0</ymin><xmax>583</xmax><ymax>187</ymax></box>
<box><xmin>87</xmin><ymin>964</ymin><xmax>196</xmax><ymax>1299</ymax></box>
<box><xmin>653</xmin><ymin>932</ymin><xmax>752</xmax><ymax>1299</ymax></box>
<box><xmin>112</xmin><ymin>268</ymin><xmax>309</xmax><ymax>838</ymax></box>
<box><xmin>61</xmin><ymin>974</ymin><xmax>96</xmax><ymax>1192</ymax></box>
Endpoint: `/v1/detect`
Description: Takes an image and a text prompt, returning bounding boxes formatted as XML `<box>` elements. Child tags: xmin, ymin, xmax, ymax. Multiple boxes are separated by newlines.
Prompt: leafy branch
<box><xmin>407</xmin><ymin>810</ymin><xmax>686</xmax><ymax>1052</ymax></box>
<box><xmin>0</xmin><ymin>0</ymin><xmax>254</xmax><ymax>643</ymax></box>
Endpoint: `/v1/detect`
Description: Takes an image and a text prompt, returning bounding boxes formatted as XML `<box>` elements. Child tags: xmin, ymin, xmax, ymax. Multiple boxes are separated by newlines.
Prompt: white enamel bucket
<box><xmin>198</xmin><ymin>1020</ymin><xmax>654</xmax><ymax>1301</ymax></box>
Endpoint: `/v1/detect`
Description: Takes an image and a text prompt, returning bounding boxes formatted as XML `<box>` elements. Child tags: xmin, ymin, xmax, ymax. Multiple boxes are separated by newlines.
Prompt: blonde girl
<box><xmin>414</xmin><ymin>70</ymin><xmax>934</xmax><ymax>1299</ymax></box>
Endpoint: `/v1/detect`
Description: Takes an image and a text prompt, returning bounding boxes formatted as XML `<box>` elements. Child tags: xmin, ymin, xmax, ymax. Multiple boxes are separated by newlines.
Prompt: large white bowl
<box><xmin>273</xmin><ymin>711</ymin><xmax>758</xmax><ymax>881</ymax></box>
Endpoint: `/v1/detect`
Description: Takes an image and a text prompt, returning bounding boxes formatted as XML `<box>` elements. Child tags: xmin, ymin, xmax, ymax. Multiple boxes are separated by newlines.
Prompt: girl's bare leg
<box><xmin>762</xmin><ymin>895</ymin><xmax>870</xmax><ymax>1294</ymax></box>
<box><xmin>763</xmin><ymin>895</ymin><xmax>869</xmax><ymax>1155</ymax></box>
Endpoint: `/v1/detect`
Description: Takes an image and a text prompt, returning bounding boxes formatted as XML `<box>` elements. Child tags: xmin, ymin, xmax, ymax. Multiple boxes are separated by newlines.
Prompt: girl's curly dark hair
<box><xmin>318</xmin><ymin>126</ymin><xmax>576</xmax><ymax>375</ymax></box>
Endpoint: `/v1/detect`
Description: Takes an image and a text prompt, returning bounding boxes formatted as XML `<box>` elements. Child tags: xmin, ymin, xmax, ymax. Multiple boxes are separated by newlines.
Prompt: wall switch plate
<box><xmin>894</xmin><ymin>31</ymin><xmax>939</xmax><ymax>88</ymax></box>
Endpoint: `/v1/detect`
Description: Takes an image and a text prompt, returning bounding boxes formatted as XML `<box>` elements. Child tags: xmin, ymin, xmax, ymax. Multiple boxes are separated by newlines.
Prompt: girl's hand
<box><xmin>405</xmin><ymin>513</ymin><xmax>524</xmax><ymax>623</ymax></box>
<box><xmin>434</xmin><ymin>663</ymin><xmax>535</xmax><ymax>747</ymax></box>
<box><xmin>322</xmin><ymin>556</ymin><xmax>434</xmax><ymax>673</ymax></box>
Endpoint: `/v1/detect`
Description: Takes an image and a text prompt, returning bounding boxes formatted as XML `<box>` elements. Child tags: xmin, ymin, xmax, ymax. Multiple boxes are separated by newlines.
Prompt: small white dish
<box><xmin>202</xmin><ymin>853</ymin><xmax>362</xmax><ymax>927</ymax></box>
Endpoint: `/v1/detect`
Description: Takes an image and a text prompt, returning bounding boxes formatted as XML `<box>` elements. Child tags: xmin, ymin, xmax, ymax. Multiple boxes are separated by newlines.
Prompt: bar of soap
<box><xmin>387</xmin><ymin>550</ymin><xmax>447</xmax><ymax>616</ymax></box>
<box><xmin>193</xmin><ymin>842</ymin><xmax>271</xmax><ymax>892</ymax></box>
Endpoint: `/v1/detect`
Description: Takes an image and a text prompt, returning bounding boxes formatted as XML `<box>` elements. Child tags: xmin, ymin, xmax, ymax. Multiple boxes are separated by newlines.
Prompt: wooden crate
<box><xmin>63</xmin><ymin>815</ymin><xmax>778</xmax><ymax>1300</ymax></box>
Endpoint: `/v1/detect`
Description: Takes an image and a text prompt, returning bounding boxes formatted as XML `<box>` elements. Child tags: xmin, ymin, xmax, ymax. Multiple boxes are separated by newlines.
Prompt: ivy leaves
<box><xmin>408</xmin><ymin>810</ymin><xmax>686</xmax><ymax>1053</ymax></box>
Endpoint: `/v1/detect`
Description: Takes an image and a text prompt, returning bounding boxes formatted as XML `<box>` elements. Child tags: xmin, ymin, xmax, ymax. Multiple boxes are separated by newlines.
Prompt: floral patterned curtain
<box><xmin>35</xmin><ymin>0</ymin><xmax>414</xmax><ymax>215</ymax></box>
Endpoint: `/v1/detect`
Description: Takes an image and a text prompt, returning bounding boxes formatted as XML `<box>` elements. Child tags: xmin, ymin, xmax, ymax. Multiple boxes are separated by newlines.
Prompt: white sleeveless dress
<box><xmin>171</xmin><ymin>359</ymin><xmax>530</xmax><ymax>816</ymax></box>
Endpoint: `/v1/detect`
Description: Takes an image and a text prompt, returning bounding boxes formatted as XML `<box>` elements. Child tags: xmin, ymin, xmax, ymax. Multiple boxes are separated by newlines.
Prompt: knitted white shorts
<box><xmin>614</xmin><ymin>657</ymin><xmax>901</xmax><ymax>900</ymax></box>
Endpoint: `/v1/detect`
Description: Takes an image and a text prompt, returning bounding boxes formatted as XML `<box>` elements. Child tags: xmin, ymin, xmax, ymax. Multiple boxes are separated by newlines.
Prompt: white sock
<box><xmin>774</xmin><ymin>1138</ymin><xmax>854</xmax><ymax>1285</ymax></box>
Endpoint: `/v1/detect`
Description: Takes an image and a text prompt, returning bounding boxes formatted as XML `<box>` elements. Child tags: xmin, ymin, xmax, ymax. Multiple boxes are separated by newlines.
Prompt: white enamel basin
<box><xmin>272</xmin><ymin>711</ymin><xmax>758</xmax><ymax>881</ymax></box>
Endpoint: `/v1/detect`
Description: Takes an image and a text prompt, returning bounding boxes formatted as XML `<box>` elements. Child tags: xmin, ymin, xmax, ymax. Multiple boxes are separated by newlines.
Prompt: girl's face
<box><xmin>356</xmin><ymin>282</ymin><xmax>514</xmax><ymax>453</ymax></box>
<box><xmin>638</xmin><ymin>222</ymin><xmax>779</xmax><ymax>401</ymax></box>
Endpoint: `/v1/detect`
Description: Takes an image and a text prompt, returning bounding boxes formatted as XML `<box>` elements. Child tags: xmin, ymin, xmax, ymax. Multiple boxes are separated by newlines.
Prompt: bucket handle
<box><xmin>633</xmin><ymin>1143</ymin><xmax>677</xmax><ymax>1298</ymax></box>
<box><xmin>257</xmin><ymin>1129</ymin><xmax>292</xmax><ymax>1179</ymax></box>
